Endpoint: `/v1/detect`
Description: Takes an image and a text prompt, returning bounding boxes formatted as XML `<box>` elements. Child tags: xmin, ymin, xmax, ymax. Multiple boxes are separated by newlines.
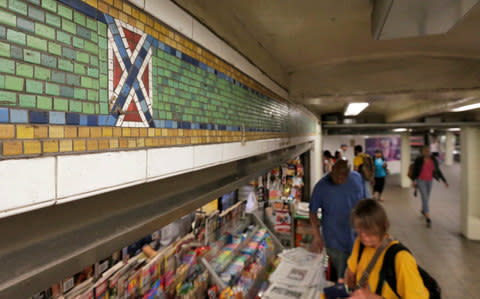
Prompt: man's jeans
<box><xmin>417</xmin><ymin>179</ymin><xmax>433</xmax><ymax>214</ymax></box>
<box><xmin>364</xmin><ymin>180</ymin><xmax>372</xmax><ymax>199</ymax></box>
<box><xmin>327</xmin><ymin>247</ymin><xmax>350</xmax><ymax>280</ymax></box>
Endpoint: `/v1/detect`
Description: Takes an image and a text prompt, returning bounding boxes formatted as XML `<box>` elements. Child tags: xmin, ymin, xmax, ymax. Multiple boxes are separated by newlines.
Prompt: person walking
<box><xmin>323</xmin><ymin>150</ymin><xmax>334</xmax><ymax>173</ymax></box>
<box><xmin>410</xmin><ymin>145</ymin><xmax>448</xmax><ymax>228</ymax></box>
<box><xmin>309</xmin><ymin>160</ymin><xmax>365</xmax><ymax>282</ymax></box>
<box><xmin>345</xmin><ymin>199</ymin><xmax>429</xmax><ymax>299</ymax></box>
<box><xmin>353</xmin><ymin>145</ymin><xmax>374</xmax><ymax>199</ymax></box>
<box><xmin>373</xmin><ymin>149</ymin><xmax>388</xmax><ymax>202</ymax></box>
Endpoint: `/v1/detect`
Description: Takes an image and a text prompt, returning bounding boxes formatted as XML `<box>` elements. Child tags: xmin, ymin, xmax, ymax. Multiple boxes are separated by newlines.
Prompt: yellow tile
<box><xmin>135</xmin><ymin>20</ymin><xmax>144</xmax><ymax>31</ymax></box>
<box><xmin>23</xmin><ymin>140</ymin><xmax>41</xmax><ymax>154</ymax></box>
<box><xmin>131</xmin><ymin>7</ymin><xmax>139</xmax><ymax>19</ymax></box>
<box><xmin>17</xmin><ymin>125</ymin><xmax>35</xmax><ymax>139</ymax></box>
<box><xmin>78</xmin><ymin>127</ymin><xmax>90</xmax><ymax>138</ymax></box>
<box><xmin>86</xmin><ymin>0</ymin><xmax>98</xmax><ymax>9</ymax></box>
<box><xmin>3</xmin><ymin>141</ymin><xmax>22</xmax><ymax>155</ymax></box>
<box><xmin>139</xmin><ymin>11</ymin><xmax>146</xmax><ymax>23</ymax></box>
<box><xmin>59</xmin><ymin>139</ymin><xmax>73</xmax><ymax>152</ymax></box>
<box><xmin>87</xmin><ymin>139</ymin><xmax>99</xmax><ymax>151</ymax></box>
<box><xmin>139</xmin><ymin>128</ymin><xmax>147</xmax><ymax>137</ymax></box>
<box><xmin>109</xmin><ymin>7</ymin><xmax>119</xmax><ymax>18</ymax></box>
<box><xmin>145</xmin><ymin>138</ymin><xmax>154</xmax><ymax>147</ymax></box>
<box><xmin>109</xmin><ymin>138</ymin><xmax>119</xmax><ymax>149</ymax></box>
<box><xmin>119</xmin><ymin>138</ymin><xmax>128</xmax><ymax>148</ymax></box>
<box><xmin>130</xmin><ymin>128</ymin><xmax>139</xmax><ymax>137</ymax></box>
<box><xmin>127</xmin><ymin>138</ymin><xmax>136</xmax><ymax>148</ymax></box>
<box><xmin>119</xmin><ymin>11</ymin><xmax>128</xmax><ymax>23</ymax></box>
<box><xmin>103</xmin><ymin>0</ymin><xmax>113</xmax><ymax>5</ymax></box>
<box><xmin>65</xmin><ymin>127</ymin><xmax>77</xmax><ymax>138</ymax></box>
<box><xmin>90</xmin><ymin>127</ymin><xmax>102</xmax><ymax>138</ymax></box>
<box><xmin>0</xmin><ymin>124</ymin><xmax>15</xmax><ymax>139</ymax></box>
<box><xmin>168</xmin><ymin>129</ymin><xmax>177</xmax><ymax>137</ymax></box>
<box><xmin>98</xmin><ymin>0</ymin><xmax>108</xmax><ymax>12</ymax></box>
<box><xmin>113</xmin><ymin>127</ymin><xmax>122</xmax><ymax>137</ymax></box>
<box><xmin>123</xmin><ymin>2</ymin><xmax>131</xmax><ymax>15</ymax></box>
<box><xmin>102</xmin><ymin>127</ymin><xmax>113</xmax><ymax>137</ymax></box>
<box><xmin>113</xmin><ymin>0</ymin><xmax>122</xmax><ymax>9</ymax></box>
<box><xmin>148</xmin><ymin>128</ymin><xmax>155</xmax><ymax>137</ymax></box>
<box><xmin>122</xmin><ymin>127</ymin><xmax>131</xmax><ymax>137</ymax></box>
<box><xmin>33</xmin><ymin>126</ymin><xmax>48</xmax><ymax>138</ymax></box>
<box><xmin>73</xmin><ymin>139</ymin><xmax>86</xmax><ymax>152</ymax></box>
<box><xmin>49</xmin><ymin>126</ymin><xmax>64</xmax><ymax>138</ymax></box>
<box><xmin>99</xmin><ymin>139</ymin><xmax>109</xmax><ymax>150</ymax></box>
<box><xmin>137</xmin><ymin>138</ymin><xmax>145</xmax><ymax>147</ymax></box>
<box><xmin>43</xmin><ymin>140</ymin><xmax>58</xmax><ymax>153</ymax></box>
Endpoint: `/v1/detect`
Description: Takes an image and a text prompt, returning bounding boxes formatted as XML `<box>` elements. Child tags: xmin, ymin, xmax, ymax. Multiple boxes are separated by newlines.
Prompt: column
<box><xmin>400</xmin><ymin>132</ymin><xmax>411</xmax><ymax>188</ymax></box>
<box><xmin>460</xmin><ymin>127</ymin><xmax>480</xmax><ymax>240</ymax></box>
<box><xmin>445</xmin><ymin>131</ymin><xmax>455</xmax><ymax>166</ymax></box>
<box><xmin>310</xmin><ymin>121</ymin><xmax>322</xmax><ymax>192</ymax></box>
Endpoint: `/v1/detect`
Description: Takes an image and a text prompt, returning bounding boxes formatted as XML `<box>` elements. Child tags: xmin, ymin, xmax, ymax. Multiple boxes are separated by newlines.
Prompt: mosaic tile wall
<box><xmin>0</xmin><ymin>0</ymin><xmax>317</xmax><ymax>158</ymax></box>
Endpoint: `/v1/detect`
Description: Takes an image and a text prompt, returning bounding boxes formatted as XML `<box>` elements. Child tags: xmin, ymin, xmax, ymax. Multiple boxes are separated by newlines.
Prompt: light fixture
<box><xmin>448</xmin><ymin>128</ymin><xmax>460</xmax><ymax>132</ymax></box>
<box><xmin>451</xmin><ymin>103</ymin><xmax>480</xmax><ymax>112</ymax></box>
<box><xmin>392</xmin><ymin>128</ymin><xmax>407</xmax><ymax>132</ymax></box>
<box><xmin>344</xmin><ymin>103</ymin><xmax>369</xmax><ymax>116</ymax></box>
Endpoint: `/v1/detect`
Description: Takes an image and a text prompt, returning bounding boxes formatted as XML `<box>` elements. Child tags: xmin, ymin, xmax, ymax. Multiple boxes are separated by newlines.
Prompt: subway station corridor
<box><xmin>383</xmin><ymin>163</ymin><xmax>480</xmax><ymax>299</ymax></box>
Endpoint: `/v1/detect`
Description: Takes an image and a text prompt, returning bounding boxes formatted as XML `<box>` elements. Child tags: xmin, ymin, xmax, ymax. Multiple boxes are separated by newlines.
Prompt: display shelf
<box><xmin>0</xmin><ymin>143</ymin><xmax>312</xmax><ymax>298</ymax></box>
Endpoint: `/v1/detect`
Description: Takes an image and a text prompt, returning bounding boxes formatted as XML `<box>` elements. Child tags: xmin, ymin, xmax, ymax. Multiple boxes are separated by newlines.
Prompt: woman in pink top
<box><xmin>411</xmin><ymin>145</ymin><xmax>448</xmax><ymax>228</ymax></box>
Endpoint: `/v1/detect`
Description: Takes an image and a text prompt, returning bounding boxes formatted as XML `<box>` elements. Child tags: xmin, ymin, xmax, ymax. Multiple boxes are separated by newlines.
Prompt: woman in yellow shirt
<box><xmin>344</xmin><ymin>199</ymin><xmax>429</xmax><ymax>299</ymax></box>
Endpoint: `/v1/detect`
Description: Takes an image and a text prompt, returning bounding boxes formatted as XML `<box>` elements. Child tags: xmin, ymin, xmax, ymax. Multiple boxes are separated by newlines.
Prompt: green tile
<box><xmin>98</xmin><ymin>36</ymin><xmax>107</xmax><ymax>50</ymax></box>
<box><xmin>99</xmin><ymin>49</ymin><xmax>107</xmax><ymax>62</ymax></box>
<box><xmin>76</xmin><ymin>25</ymin><xmax>91</xmax><ymax>40</ymax></box>
<box><xmin>35</xmin><ymin>23</ymin><xmax>55</xmax><ymax>40</ymax></box>
<box><xmin>16</xmin><ymin>63</ymin><xmax>33</xmax><ymax>78</ymax></box>
<box><xmin>84</xmin><ymin>40</ymin><xmax>98</xmax><ymax>55</ymax></box>
<box><xmin>45</xmin><ymin>13</ymin><xmax>60</xmax><ymax>28</ymax></box>
<box><xmin>87</xmin><ymin>67</ymin><xmax>98</xmax><ymax>78</ymax></box>
<box><xmin>7</xmin><ymin>29</ymin><xmax>26</xmax><ymax>46</ymax></box>
<box><xmin>73</xmin><ymin>88</ymin><xmax>86</xmax><ymax>99</ymax></box>
<box><xmin>26</xmin><ymin>79</ymin><xmax>42</xmax><ymax>93</ymax></box>
<box><xmin>66</xmin><ymin>73</ymin><xmax>80</xmax><ymax>86</ymax></box>
<box><xmin>34</xmin><ymin>66</ymin><xmax>50</xmax><ymax>80</ymax></box>
<box><xmin>60</xmin><ymin>86</ymin><xmax>73</xmax><ymax>97</ymax></box>
<box><xmin>62</xmin><ymin>47</ymin><xmax>76</xmax><ymax>60</ymax></box>
<box><xmin>9</xmin><ymin>0</ymin><xmax>27</xmax><ymax>16</ymax></box>
<box><xmin>98</xmin><ymin>22</ymin><xmax>107</xmax><ymax>37</ymax></box>
<box><xmin>45</xmin><ymin>82</ymin><xmax>59</xmax><ymax>96</ymax></box>
<box><xmin>37</xmin><ymin>95</ymin><xmax>52</xmax><ymax>110</ymax></box>
<box><xmin>27</xmin><ymin>35</ymin><xmax>47</xmax><ymax>51</ymax></box>
<box><xmin>86</xmin><ymin>18</ymin><xmax>97</xmax><ymax>31</ymax></box>
<box><xmin>0</xmin><ymin>25</ymin><xmax>5</xmax><ymax>39</ymax></box>
<box><xmin>73</xmin><ymin>10</ymin><xmax>85</xmax><ymax>26</ymax></box>
<box><xmin>58</xmin><ymin>58</ymin><xmax>73</xmax><ymax>72</ymax></box>
<box><xmin>69</xmin><ymin>100</ymin><xmax>82</xmax><ymax>112</ymax></box>
<box><xmin>83</xmin><ymin>102</ymin><xmax>94</xmax><ymax>114</ymax></box>
<box><xmin>0</xmin><ymin>41</ymin><xmax>10</xmax><ymax>57</ymax></box>
<box><xmin>90</xmin><ymin>55</ymin><xmax>98</xmax><ymax>66</ymax></box>
<box><xmin>0</xmin><ymin>75</ymin><xmax>3</xmax><ymax>89</ymax></box>
<box><xmin>0</xmin><ymin>0</ymin><xmax>5</xmax><ymax>7</ymax></box>
<box><xmin>99</xmin><ymin>89</ymin><xmax>107</xmax><ymax>102</ymax></box>
<box><xmin>76</xmin><ymin>51</ymin><xmax>89</xmax><ymax>64</ymax></box>
<box><xmin>4</xmin><ymin>75</ymin><xmax>24</xmax><ymax>91</ymax></box>
<box><xmin>99</xmin><ymin>74</ymin><xmax>108</xmax><ymax>87</ymax></box>
<box><xmin>72</xmin><ymin>36</ymin><xmax>84</xmax><ymax>49</ymax></box>
<box><xmin>81</xmin><ymin>76</ymin><xmax>93</xmax><ymax>89</ymax></box>
<box><xmin>62</xmin><ymin>18</ymin><xmax>76</xmax><ymax>34</ymax></box>
<box><xmin>50</xmin><ymin>70</ymin><xmax>65</xmax><ymax>84</ymax></box>
<box><xmin>19</xmin><ymin>94</ymin><xmax>36</xmax><ymax>108</ymax></box>
<box><xmin>57</xmin><ymin>5</ymin><xmax>72</xmax><ymax>20</ymax></box>
<box><xmin>57</xmin><ymin>31</ymin><xmax>71</xmax><ymax>45</ymax></box>
<box><xmin>100</xmin><ymin>61</ymin><xmax>108</xmax><ymax>74</ymax></box>
<box><xmin>28</xmin><ymin>5</ymin><xmax>45</xmax><ymax>21</ymax></box>
<box><xmin>87</xmin><ymin>89</ymin><xmax>98</xmax><ymax>102</ymax></box>
<box><xmin>17</xmin><ymin>16</ymin><xmax>34</xmax><ymax>33</ymax></box>
<box><xmin>100</xmin><ymin>102</ymin><xmax>108</xmax><ymax>114</ymax></box>
<box><xmin>74</xmin><ymin>62</ymin><xmax>86</xmax><ymax>75</ymax></box>
<box><xmin>48</xmin><ymin>42</ymin><xmax>61</xmax><ymax>56</ymax></box>
<box><xmin>90</xmin><ymin>32</ymin><xmax>98</xmax><ymax>43</ymax></box>
<box><xmin>54</xmin><ymin>97</ymin><xmax>68</xmax><ymax>111</ymax></box>
<box><xmin>41</xmin><ymin>53</ymin><xmax>57</xmax><ymax>68</ymax></box>
<box><xmin>23</xmin><ymin>49</ymin><xmax>40</xmax><ymax>65</ymax></box>
<box><xmin>0</xmin><ymin>90</ymin><xmax>16</xmax><ymax>105</ymax></box>
<box><xmin>41</xmin><ymin>0</ymin><xmax>57</xmax><ymax>12</ymax></box>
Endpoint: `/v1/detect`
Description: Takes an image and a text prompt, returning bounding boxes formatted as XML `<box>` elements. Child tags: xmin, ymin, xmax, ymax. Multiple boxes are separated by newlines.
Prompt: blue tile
<box><xmin>58</xmin><ymin>0</ymin><xmax>97</xmax><ymax>18</ymax></box>
<box><xmin>49</xmin><ymin>111</ymin><xmax>65</xmax><ymax>124</ymax></box>
<box><xmin>107</xmin><ymin>116</ymin><xmax>117</xmax><ymax>126</ymax></box>
<box><xmin>97</xmin><ymin>12</ymin><xmax>106</xmax><ymax>23</ymax></box>
<box><xmin>80</xmin><ymin>115</ymin><xmax>88</xmax><ymax>125</ymax></box>
<box><xmin>0</xmin><ymin>108</ymin><xmax>8</xmax><ymax>123</ymax></box>
<box><xmin>200</xmin><ymin>123</ymin><xmax>207</xmax><ymax>130</ymax></box>
<box><xmin>87</xmin><ymin>115</ymin><xmax>98</xmax><ymax>126</ymax></box>
<box><xmin>30</xmin><ymin>111</ymin><xmax>48</xmax><ymax>124</ymax></box>
<box><xmin>219</xmin><ymin>125</ymin><xmax>226</xmax><ymax>130</ymax></box>
<box><xmin>11</xmin><ymin>109</ymin><xmax>28</xmax><ymax>123</ymax></box>
<box><xmin>140</xmin><ymin>101</ymin><xmax>148</xmax><ymax>112</ymax></box>
<box><xmin>172</xmin><ymin>121</ymin><xmax>177</xmax><ymax>129</ymax></box>
<box><xmin>98</xmin><ymin>115</ymin><xmax>108</xmax><ymax>125</ymax></box>
<box><xmin>66</xmin><ymin>113</ymin><xmax>80</xmax><ymax>125</ymax></box>
<box><xmin>154</xmin><ymin>120</ymin><xmax>162</xmax><ymax>128</ymax></box>
<box><xmin>165</xmin><ymin>120</ymin><xmax>172</xmax><ymax>128</ymax></box>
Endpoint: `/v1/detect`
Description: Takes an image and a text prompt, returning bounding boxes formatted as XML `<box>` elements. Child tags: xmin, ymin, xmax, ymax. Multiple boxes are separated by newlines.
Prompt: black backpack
<box><xmin>358</xmin><ymin>242</ymin><xmax>441</xmax><ymax>299</ymax></box>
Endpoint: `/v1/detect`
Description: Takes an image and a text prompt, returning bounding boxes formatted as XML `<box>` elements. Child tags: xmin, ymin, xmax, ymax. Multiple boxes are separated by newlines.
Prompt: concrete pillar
<box><xmin>310</xmin><ymin>121</ymin><xmax>322</xmax><ymax>192</ymax></box>
<box><xmin>445</xmin><ymin>132</ymin><xmax>455</xmax><ymax>166</ymax></box>
<box><xmin>460</xmin><ymin>127</ymin><xmax>480</xmax><ymax>240</ymax></box>
<box><xmin>400</xmin><ymin>132</ymin><xmax>411</xmax><ymax>188</ymax></box>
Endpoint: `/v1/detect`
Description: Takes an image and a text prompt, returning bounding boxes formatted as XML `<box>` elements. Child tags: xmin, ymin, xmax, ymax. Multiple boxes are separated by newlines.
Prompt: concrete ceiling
<box><xmin>173</xmin><ymin>0</ymin><xmax>480</xmax><ymax>122</ymax></box>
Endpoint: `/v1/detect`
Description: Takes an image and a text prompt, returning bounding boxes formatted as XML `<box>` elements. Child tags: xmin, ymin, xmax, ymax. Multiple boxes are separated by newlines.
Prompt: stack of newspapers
<box><xmin>263</xmin><ymin>247</ymin><xmax>327</xmax><ymax>299</ymax></box>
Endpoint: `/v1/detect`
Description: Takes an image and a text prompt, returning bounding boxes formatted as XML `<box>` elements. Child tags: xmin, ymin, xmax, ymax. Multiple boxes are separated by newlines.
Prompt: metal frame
<box><xmin>0</xmin><ymin>142</ymin><xmax>312</xmax><ymax>298</ymax></box>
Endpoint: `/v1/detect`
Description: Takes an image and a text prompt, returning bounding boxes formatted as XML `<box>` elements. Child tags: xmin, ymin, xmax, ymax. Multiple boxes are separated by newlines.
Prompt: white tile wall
<box><xmin>0</xmin><ymin>137</ymin><xmax>314</xmax><ymax>218</ymax></box>
<box><xmin>0</xmin><ymin>157</ymin><xmax>55</xmax><ymax>213</ymax></box>
<box><xmin>57</xmin><ymin>151</ymin><xmax>147</xmax><ymax>200</ymax></box>
<box><xmin>145</xmin><ymin>0</ymin><xmax>193</xmax><ymax>39</ymax></box>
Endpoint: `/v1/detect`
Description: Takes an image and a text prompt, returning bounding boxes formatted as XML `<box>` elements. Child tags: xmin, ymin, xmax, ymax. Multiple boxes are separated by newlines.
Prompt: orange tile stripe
<box><xmin>0</xmin><ymin>124</ymin><xmax>314</xmax><ymax>158</ymax></box>
<box><xmin>82</xmin><ymin>0</ymin><xmax>287</xmax><ymax>104</ymax></box>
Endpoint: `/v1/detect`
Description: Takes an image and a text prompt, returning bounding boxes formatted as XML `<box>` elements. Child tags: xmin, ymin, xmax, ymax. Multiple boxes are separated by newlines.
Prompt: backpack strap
<box><xmin>375</xmin><ymin>243</ymin><xmax>410</xmax><ymax>297</ymax></box>
<box><xmin>358</xmin><ymin>242</ymin><xmax>365</xmax><ymax>263</ymax></box>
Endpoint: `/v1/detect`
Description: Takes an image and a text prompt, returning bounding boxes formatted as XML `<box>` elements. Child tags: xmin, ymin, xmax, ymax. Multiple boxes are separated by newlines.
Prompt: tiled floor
<box><xmin>382</xmin><ymin>163</ymin><xmax>480</xmax><ymax>299</ymax></box>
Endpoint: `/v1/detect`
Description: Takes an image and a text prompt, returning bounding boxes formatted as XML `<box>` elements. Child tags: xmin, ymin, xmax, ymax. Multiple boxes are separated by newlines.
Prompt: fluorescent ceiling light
<box><xmin>448</xmin><ymin>128</ymin><xmax>460</xmax><ymax>131</ymax></box>
<box><xmin>393</xmin><ymin>128</ymin><xmax>407</xmax><ymax>132</ymax></box>
<box><xmin>451</xmin><ymin>103</ymin><xmax>480</xmax><ymax>112</ymax></box>
<box><xmin>344</xmin><ymin>103</ymin><xmax>369</xmax><ymax>116</ymax></box>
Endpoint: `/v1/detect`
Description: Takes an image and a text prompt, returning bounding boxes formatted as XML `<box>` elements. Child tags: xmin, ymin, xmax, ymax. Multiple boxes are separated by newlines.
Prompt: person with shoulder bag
<box><xmin>373</xmin><ymin>150</ymin><xmax>388</xmax><ymax>202</ymax></box>
<box><xmin>342</xmin><ymin>199</ymin><xmax>436</xmax><ymax>299</ymax></box>
<box><xmin>410</xmin><ymin>145</ymin><xmax>448</xmax><ymax>228</ymax></box>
